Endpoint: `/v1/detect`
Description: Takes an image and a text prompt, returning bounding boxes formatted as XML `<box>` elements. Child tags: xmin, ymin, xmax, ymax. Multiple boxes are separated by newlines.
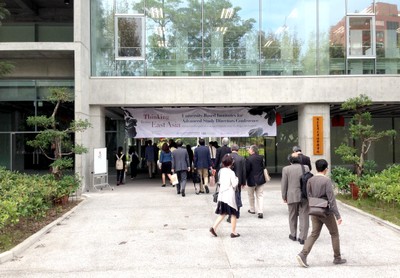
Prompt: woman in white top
<box><xmin>209</xmin><ymin>154</ymin><xmax>240</xmax><ymax>238</ymax></box>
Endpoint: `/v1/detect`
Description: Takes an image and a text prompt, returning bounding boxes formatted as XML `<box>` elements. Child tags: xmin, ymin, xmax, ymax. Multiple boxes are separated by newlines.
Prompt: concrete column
<box><xmin>298</xmin><ymin>104</ymin><xmax>331</xmax><ymax>173</ymax></box>
<box><xmin>84</xmin><ymin>105</ymin><xmax>106</xmax><ymax>192</ymax></box>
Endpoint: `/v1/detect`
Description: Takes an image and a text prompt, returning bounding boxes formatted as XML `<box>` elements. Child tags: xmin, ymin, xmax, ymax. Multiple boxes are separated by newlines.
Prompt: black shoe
<box><xmin>177</xmin><ymin>191</ymin><xmax>180</xmax><ymax>194</ymax></box>
<box><xmin>230</xmin><ymin>233</ymin><xmax>240</xmax><ymax>238</ymax></box>
<box><xmin>181</xmin><ymin>190</ymin><xmax>185</xmax><ymax>197</ymax></box>
<box><xmin>289</xmin><ymin>235</ymin><xmax>297</xmax><ymax>241</ymax></box>
<box><xmin>205</xmin><ymin>186</ymin><xmax>209</xmax><ymax>193</ymax></box>
<box><xmin>248</xmin><ymin>210</ymin><xmax>255</xmax><ymax>214</ymax></box>
<box><xmin>199</xmin><ymin>191</ymin><xmax>205</xmax><ymax>194</ymax></box>
<box><xmin>227</xmin><ymin>216</ymin><xmax>231</xmax><ymax>223</ymax></box>
<box><xmin>209</xmin><ymin>227</ymin><xmax>217</xmax><ymax>237</ymax></box>
<box><xmin>258</xmin><ymin>213</ymin><xmax>263</xmax><ymax>219</ymax></box>
<box><xmin>161</xmin><ymin>184</ymin><xmax>166</xmax><ymax>187</ymax></box>
<box><xmin>298</xmin><ymin>239</ymin><xmax>305</xmax><ymax>245</ymax></box>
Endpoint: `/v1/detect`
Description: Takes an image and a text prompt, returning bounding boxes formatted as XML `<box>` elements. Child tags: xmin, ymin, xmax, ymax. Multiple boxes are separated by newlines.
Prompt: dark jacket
<box><xmin>298</xmin><ymin>153</ymin><xmax>312</xmax><ymax>171</ymax></box>
<box><xmin>194</xmin><ymin>145</ymin><xmax>212</xmax><ymax>169</ymax></box>
<box><xmin>214</xmin><ymin>145</ymin><xmax>232</xmax><ymax>171</ymax></box>
<box><xmin>231</xmin><ymin>152</ymin><xmax>246</xmax><ymax>186</ymax></box>
<box><xmin>246</xmin><ymin>153</ymin><xmax>266</xmax><ymax>186</ymax></box>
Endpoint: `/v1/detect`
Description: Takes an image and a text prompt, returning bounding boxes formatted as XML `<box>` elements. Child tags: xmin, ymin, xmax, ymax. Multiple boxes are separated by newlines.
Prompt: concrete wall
<box><xmin>89</xmin><ymin>75</ymin><xmax>400</xmax><ymax>106</ymax></box>
<box><xmin>5</xmin><ymin>59</ymin><xmax>74</xmax><ymax>78</ymax></box>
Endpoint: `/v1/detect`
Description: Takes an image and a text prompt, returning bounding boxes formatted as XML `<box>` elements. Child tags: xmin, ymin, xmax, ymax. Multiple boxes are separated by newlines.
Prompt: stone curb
<box><xmin>338</xmin><ymin>200</ymin><xmax>400</xmax><ymax>233</ymax></box>
<box><xmin>0</xmin><ymin>196</ymin><xmax>87</xmax><ymax>264</ymax></box>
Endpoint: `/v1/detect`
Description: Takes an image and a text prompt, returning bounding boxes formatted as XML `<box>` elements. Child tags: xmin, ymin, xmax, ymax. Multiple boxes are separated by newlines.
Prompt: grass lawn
<box><xmin>337</xmin><ymin>194</ymin><xmax>400</xmax><ymax>227</ymax></box>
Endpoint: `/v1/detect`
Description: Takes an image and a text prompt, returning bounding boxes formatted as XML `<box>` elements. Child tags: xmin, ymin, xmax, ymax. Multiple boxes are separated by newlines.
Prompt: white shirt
<box><xmin>217</xmin><ymin>167</ymin><xmax>239</xmax><ymax>210</ymax></box>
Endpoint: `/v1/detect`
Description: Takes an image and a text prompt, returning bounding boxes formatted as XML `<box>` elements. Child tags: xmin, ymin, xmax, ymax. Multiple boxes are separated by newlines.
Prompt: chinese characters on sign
<box><xmin>313</xmin><ymin>116</ymin><xmax>324</xmax><ymax>155</ymax></box>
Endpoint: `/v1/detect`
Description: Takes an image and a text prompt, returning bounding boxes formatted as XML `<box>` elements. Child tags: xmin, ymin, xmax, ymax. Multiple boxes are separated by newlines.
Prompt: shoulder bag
<box><xmin>308</xmin><ymin>183</ymin><xmax>328</xmax><ymax>218</ymax></box>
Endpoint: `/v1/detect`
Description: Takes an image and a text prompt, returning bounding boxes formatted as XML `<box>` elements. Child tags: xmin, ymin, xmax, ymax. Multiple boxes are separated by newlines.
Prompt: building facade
<box><xmin>0</xmin><ymin>0</ymin><xmax>399</xmax><ymax>191</ymax></box>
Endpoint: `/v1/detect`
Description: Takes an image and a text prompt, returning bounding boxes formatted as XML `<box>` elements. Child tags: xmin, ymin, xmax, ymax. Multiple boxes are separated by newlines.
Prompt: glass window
<box><xmin>115</xmin><ymin>15</ymin><xmax>145</xmax><ymax>60</ymax></box>
<box><xmin>319</xmin><ymin>0</ymin><xmax>346</xmax><ymax>75</ymax></box>
<box><xmin>203</xmin><ymin>0</ymin><xmax>259</xmax><ymax>76</ymax></box>
<box><xmin>375</xmin><ymin>1</ymin><xmax>400</xmax><ymax>74</ymax></box>
<box><xmin>347</xmin><ymin>16</ymin><xmax>375</xmax><ymax>57</ymax></box>
<box><xmin>144</xmin><ymin>0</ymin><xmax>202</xmax><ymax>76</ymax></box>
<box><xmin>347</xmin><ymin>59</ymin><xmax>375</xmax><ymax>74</ymax></box>
<box><xmin>261</xmin><ymin>0</ymin><xmax>317</xmax><ymax>76</ymax></box>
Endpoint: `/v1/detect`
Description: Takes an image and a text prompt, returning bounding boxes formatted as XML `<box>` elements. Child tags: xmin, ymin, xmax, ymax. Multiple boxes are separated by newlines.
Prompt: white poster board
<box><xmin>94</xmin><ymin>148</ymin><xmax>107</xmax><ymax>174</ymax></box>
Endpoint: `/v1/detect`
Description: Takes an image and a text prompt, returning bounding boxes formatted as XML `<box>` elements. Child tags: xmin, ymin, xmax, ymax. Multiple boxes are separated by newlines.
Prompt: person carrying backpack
<box><xmin>115</xmin><ymin>146</ymin><xmax>126</xmax><ymax>185</ymax></box>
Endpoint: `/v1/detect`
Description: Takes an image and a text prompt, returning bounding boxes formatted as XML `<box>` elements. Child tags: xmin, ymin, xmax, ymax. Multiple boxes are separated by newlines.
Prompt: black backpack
<box><xmin>300</xmin><ymin>164</ymin><xmax>313</xmax><ymax>199</ymax></box>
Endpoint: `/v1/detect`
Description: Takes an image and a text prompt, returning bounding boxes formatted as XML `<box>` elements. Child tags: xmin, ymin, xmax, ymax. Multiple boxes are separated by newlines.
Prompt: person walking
<box><xmin>214</xmin><ymin>137</ymin><xmax>231</xmax><ymax>175</ymax></box>
<box><xmin>227</xmin><ymin>144</ymin><xmax>246</xmax><ymax>223</ymax></box>
<box><xmin>281</xmin><ymin>154</ymin><xmax>310</xmax><ymax>244</ymax></box>
<box><xmin>209</xmin><ymin>141</ymin><xmax>217</xmax><ymax>168</ymax></box>
<box><xmin>209</xmin><ymin>154</ymin><xmax>240</xmax><ymax>238</ymax></box>
<box><xmin>171</xmin><ymin>140</ymin><xmax>190</xmax><ymax>197</ymax></box>
<box><xmin>245</xmin><ymin>145</ymin><xmax>266</xmax><ymax>219</ymax></box>
<box><xmin>145</xmin><ymin>140</ymin><xmax>156</xmax><ymax>179</ymax></box>
<box><xmin>296</xmin><ymin>159</ymin><xmax>346</xmax><ymax>268</ymax></box>
<box><xmin>115</xmin><ymin>146</ymin><xmax>126</xmax><ymax>186</ymax></box>
<box><xmin>153</xmin><ymin>142</ymin><xmax>160</xmax><ymax>177</ymax></box>
<box><xmin>128</xmin><ymin>146</ymin><xmax>140</xmax><ymax>180</ymax></box>
<box><xmin>292</xmin><ymin>145</ymin><xmax>312</xmax><ymax>171</ymax></box>
<box><xmin>186</xmin><ymin>144</ymin><xmax>194</xmax><ymax>180</ymax></box>
<box><xmin>194</xmin><ymin>138</ymin><xmax>212</xmax><ymax>194</ymax></box>
<box><xmin>159</xmin><ymin>142</ymin><xmax>173</xmax><ymax>187</ymax></box>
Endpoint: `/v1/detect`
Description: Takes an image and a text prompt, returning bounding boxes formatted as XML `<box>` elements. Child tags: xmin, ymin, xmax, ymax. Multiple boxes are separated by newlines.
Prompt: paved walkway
<box><xmin>0</xmin><ymin>174</ymin><xmax>399</xmax><ymax>277</ymax></box>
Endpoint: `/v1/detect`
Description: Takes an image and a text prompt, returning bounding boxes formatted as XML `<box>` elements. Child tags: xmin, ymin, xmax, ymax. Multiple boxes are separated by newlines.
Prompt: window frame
<box><xmin>114</xmin><ymin>14</ymin><xmax>146</xmax><ymax>61</ymax></box>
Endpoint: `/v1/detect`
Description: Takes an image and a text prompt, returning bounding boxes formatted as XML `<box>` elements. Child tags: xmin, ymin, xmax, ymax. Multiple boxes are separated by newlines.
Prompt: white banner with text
<box><xmin>123</xmin><ymin>107</ymin><xmax>276</xmax><ymax>138</ymax></box>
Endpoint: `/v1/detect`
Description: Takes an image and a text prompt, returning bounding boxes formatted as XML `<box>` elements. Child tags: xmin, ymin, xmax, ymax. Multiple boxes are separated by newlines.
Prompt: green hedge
<box><xmin>0</xmin><ymin>168</ymin><xmax>78</xmax><ymax>230</ymax></box>
<box><xmin>361</xmin><ymin>164</ymin><xmax>400</xmax><ymax>204</ymax></box>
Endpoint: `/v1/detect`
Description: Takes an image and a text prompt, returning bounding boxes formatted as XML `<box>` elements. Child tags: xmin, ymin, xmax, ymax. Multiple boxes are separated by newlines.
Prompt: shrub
<box><xmin>360</xmin><ymin>165</ymin><xmax>400</xmax><ymax>204</ymax></box>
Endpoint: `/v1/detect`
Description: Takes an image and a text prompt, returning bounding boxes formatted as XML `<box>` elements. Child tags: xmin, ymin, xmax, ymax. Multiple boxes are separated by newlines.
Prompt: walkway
<box><xmin>0</xmin><ymin>174</ymin><xmax>399</xmax><ymax>277</ymax></box>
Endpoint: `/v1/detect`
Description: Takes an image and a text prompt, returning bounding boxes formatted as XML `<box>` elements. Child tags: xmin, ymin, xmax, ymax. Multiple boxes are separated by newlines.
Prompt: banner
<box><xmin>122</xmin><ymin>107</ymin><xmax>276</xmax><ymax>138</ymax></box>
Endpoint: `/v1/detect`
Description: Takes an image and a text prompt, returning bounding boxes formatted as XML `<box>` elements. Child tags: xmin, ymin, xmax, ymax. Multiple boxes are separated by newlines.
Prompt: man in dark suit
<box><xmin>227</xmin><ymin>144</ymin><xmax>246</xmax><ymax>223</ymax></box>
<box><xmin>293</xmin><ymin>146</ymin><xmax>312</xmax><ymax>171</ymax></box>
<box><xmin>172</xmin><ymin>140</ymin><xmax>191</xmax><ymax>197</ymax></box>
<box><xmin>214</xmin><ymin>137</ymin><xmax>232</xmax><ymax>174</ymax></box>
<box><xmin>193</xmin><ymin>138</ymin><xmax>212</xmax><ymax>194</ymax></box>
<box><xmin>246</xmin><ymin>145</ymin><xmax>266</xmax><ymax>219</ymax></box>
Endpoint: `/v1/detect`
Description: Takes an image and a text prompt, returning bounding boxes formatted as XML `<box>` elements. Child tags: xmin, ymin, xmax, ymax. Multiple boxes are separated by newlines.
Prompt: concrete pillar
<box><xmin>85</xmin><ymin>105</ymin><xmax>106</xmax><ymax>192</ymax></box>
<box><xmin>298</xmin><ymin>104</ymin><xmax>331</xmax><ymax>173</ymax></box>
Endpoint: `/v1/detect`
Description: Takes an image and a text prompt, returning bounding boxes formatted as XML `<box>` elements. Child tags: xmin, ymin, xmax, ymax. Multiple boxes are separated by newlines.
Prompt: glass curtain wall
<box><xmin>91</xmin><ymin>0</ymin><xmax>400</xmax><ymax>76</ymax></box>
<box><xmin>0</xmin><ymin>80</ymin><xmax>74</xmax><ymax>172</ymax></box>
<box><xmin>261</xmin><ymin>1</ymin><xmax>317</xmax><ymax>75</ymax></box>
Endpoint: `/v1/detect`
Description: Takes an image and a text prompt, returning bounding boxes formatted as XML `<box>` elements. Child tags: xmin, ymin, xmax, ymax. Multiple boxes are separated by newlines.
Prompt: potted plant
<box><xmin>330</xmin><ymin>166</ymin><xmax>356</xmax><ymax>194</ymax></box>
<box><xmin>26</xmin><ymin>87</ymin><xmax>91</xmax><ymax>181</ymax></box>
<box><xmin>55</xmin><ymin>174</ymin><xmax>81</xmax><ymax>205</ymax></box>
<box><xmin>334</xmin><ymin>94</ymin><xmax>396</xmax><ymax>199</ymax></box>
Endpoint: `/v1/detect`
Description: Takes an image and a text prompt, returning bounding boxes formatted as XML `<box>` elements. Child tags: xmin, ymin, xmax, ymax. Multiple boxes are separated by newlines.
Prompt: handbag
<box><xmin>235</xmin><ymin>190</ymin><xmax>242</xmax><ymax>208</ymax></box>
<box><xmin>263</xmin><ymin>168</ymin><xmax>271</xmax><ymax>182</ymax></box>
<box><xmin>308</xmin><ymin>183</ymin><xmax>328</xmax><ymax>218</ymax></box>
<box><xmin>308</xmin><ymin>197</ymin><xmax>328</xmax><ymax>218</ymax></box>
<box><xmin>170</xmin><ymin>173</ymin><xmax>179</xmax><ymax>185</ymax></box>
<box><xmin>213</xmin><ymin>183</ymin><xmax>220</xmax><ymax>203</ymax></box>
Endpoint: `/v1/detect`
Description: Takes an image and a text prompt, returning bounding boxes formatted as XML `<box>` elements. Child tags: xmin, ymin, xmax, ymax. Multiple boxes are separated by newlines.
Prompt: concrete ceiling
<box><xmin>3</xmin><ymin>0</ymin><xmax>73</xmax><ymax>22</ymax></box>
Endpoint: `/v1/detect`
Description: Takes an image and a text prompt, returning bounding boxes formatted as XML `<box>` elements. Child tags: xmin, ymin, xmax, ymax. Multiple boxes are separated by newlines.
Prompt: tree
<box><xmin>26</xmin><ymin>88</ymin><xmax>91</xmax><ymax>180</ymax></box>
<box><xmin>335</xmin><ymin>94</ymin><xmax>396</xmax><ymax>177</ymax></box>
